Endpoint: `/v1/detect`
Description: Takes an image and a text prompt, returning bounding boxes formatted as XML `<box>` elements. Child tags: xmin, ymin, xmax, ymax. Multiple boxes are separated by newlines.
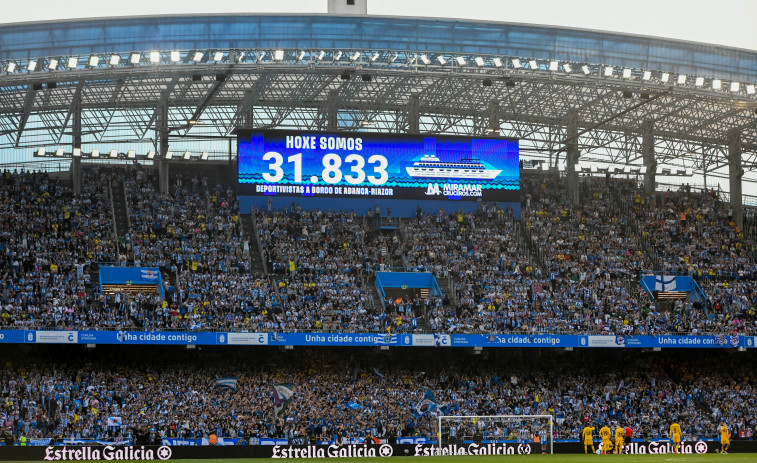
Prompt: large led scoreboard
<box><xmin>238</xmin><ymin>131</ymin><xmax>520</xmax><ymax>202</ymax></box>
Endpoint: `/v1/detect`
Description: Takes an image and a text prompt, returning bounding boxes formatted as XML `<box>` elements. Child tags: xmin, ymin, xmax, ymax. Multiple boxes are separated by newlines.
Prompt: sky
<box><xmin>1</xmin><ymin>0</ymin><xmax>756</xmax><ymax>51</ymax></box>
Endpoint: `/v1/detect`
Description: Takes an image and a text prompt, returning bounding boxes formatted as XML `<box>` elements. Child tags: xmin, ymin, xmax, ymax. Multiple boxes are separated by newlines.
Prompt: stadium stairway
<box><xmin>244</xmin><ymin>215</ymin><xmax>266</xmax><ymax>275</ymax></box>
<box><xmin>112</xmin><ymin>180</ymin><xmax>130</xmax><ymax>237</ymax></box>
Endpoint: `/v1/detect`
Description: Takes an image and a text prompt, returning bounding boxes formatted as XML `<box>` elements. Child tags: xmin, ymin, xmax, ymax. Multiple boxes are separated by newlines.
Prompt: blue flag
<box><xmin>214</xmin><ymin>377</ymin><xmax>238</xmax><ymax>389</ymax></box>
<box><xmin>413</xmin><ymin>390</ymin><xmax>437</xmax><ymax>417</ymax></box>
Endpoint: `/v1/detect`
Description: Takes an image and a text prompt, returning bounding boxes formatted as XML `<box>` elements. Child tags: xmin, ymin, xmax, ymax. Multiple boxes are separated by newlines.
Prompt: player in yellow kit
<box><xmin>669</xmin><ymin>422</ymin><xmax>682</xmax><ymax>454</ymax></box>
<box><xmin>599</xmin><ymin>424</ymin><xmax>612</xmax><ymax>454</ymax></box>
<box><xmin>614</xmin><ymin>423</ymin><xmax>625</xmax><ymax>454</ymax></box>
<box><xmin>718</xmin><ymin>422</ymin><xmax>730</xmax><ymax>454</ymax></box>
<box><xmin>581</xmin><ymin>425</ymin><xmax>595</xmax><ymax>454</ymax></box>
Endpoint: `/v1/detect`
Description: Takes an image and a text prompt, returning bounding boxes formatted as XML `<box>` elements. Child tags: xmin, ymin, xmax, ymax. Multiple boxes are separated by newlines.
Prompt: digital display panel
<box><xmin>238</xmin><ymin>131</ymin><xmax>519</xmax><ymax>201</ymax></box>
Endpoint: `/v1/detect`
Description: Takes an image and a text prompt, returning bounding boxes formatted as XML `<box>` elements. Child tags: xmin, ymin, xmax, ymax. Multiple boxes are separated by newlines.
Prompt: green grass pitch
<box><xmin>5</xmin><ymin>455</ymin><xmax>756</xmax><ymax>463</ymax></box>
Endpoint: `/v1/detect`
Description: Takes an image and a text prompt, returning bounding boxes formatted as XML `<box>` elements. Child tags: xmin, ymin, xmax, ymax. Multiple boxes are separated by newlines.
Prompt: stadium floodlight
<box><xmin>350</xmin><ymin>51</ymin><xmax>361</xmax><ymax>61</ymax></box>
<box><xmin>88</xmin><ymin>55</ymin><xmax>99</xmax><ymax>67</ymax></box>
<box><xmin>127</xmin><ymin>150</ymin><xmax>136</xmax><ymax>159</ymax></box>
<box><xmin>730</xmin><ymin>82</ymin><xmax>740</xmax><ymax>92</ymax></box>
<box><xmin>677</xmin><ymin>74</ymin><xmax>686</xmax><ymax>85</ymax></box>
<box><xmin>622</xmin><ymin>68</ymin><xmax>632</xmax><ymax>79</ymax></box>
<box><xmin>316</xmin><ymin>50</ymin><xmax>326</xmax><ymax>61</ymax></box>
<box><xmin>661</xmin><ymin>72</ymin><xmax>670</xmax><ymax>83</ymax></box>
<box><xmin>419</xmin><ymin>54</ymin><xmax>430</xmax><ymax>65</ymax></box>
<box><xmin>407</xmin><ymin>55</ymin><xmax>417</xmax><ymax>65</ymax></box>
<box><xmin>590</xmin><ymin>165</ymin><xmax>598</xmax><ymax>173</ymax></box>
<box><xmin>333</xmin><ymin>51</ymin><xmax>343</xmax><ymax>61</ymax></box>
<box><xmin>370</xmin><ymin>52</ymin><xmax>380</xmax><ymax>62</ymax></box>
<box><xmin>639</xmin><ymin>166</ymin><xmax>647</xmax><ymax>174</ymax></box>
<box><xmin>109</xmin><ymin>55</ymin><xmax>120</xmax><ymax>65</ymax></box>
<box><xmin>388</xmin><ymin>53</ymin><xmax>398</xmax><ymax>63</ymax></box>
<box><xmin>581</xmin><ymin>65</ymin><xmax>590</xmax><ymax>75</ymax></box>
<box><xmin>548</xmin><ymin>60</ymin><xmax>558</xmax><ymax>71</ymax></box>
<box><xmin>49</xmin><ymin>59</ymin><xmax>58</xmax><ymax>70</ymax></box>
<box><xmin>642</xmin><ymin>70</ymin><xmax>651</xmax><ymax>81</ymax></box>
<box><xmin>165</xmin><ymin>151</ymin><xmax>173</xmax><ymax>159</ymax></box>
<box><xmin>562</xmin><ymin>63</ymin><xmax>572</xmax><ymax>73</ymax></box>
<box><xmin>37</xmin><ymin>148</ymin><xmax>46</xmax><ymax>156</ymax></box>
<box><xmin>201</xmin><ymin>152</ymin><xmax>209</xmax><ymax>160</ymax></box>
<box><xmin>130</xmin><ymin>53</ymin><xmax>140</xmax><ymax>64</ymax></box>
<box><xmin>73</xmin><ymin>148</ymin><xmax>81</xmax><ymax>157</ymax></box>
<box><xmin>456</xmin><ymin>56</ymin><xmax>466</xmax><ymax>66</ymax></box>
<box><xmin>27</xmin><ymin>60</ymin><xmax>37</xmax><ymax>71</ymax></box>
<box><xmin>437</xmin><ymin>56</ymin><xmax>447</xmax><ymax>65</ymax></box>
<box><xmin>147</xmin><ymin>151</ymin><xmax>155</xmax><ymax>159</ymax></box>
<box><xmin>257</xmin><ymin>51</ymin><xmax>266</xmax><ymax>62</ymax></box>
<box><xmin>695</xmin><ymin>76</ymin><xmax>704</xmax><ymax>87</ymax></box>
<box><xmin>656</xmin><ymin>166</ymin><xmax>664</xmax><ymax>174</ymax></box>
<box><xmin>604</xmin><ymin>66</ymin><xmax>613</xmax><ymax>77</ymax></box>
<box><xmin>91</xmin><ymin>149</ymin><xmax>99</xmax><ymax>158</ymax></box>
<box><xmin>528</xmin><ymin>59</ymin><xmax>538</xmax><ymax>70</ymax></box>
<box><xmin>56</xmin><ymin>148</ymin><xmax>65</xmax><ymax>157</ymax></box>
<box><xmin>712</xmin><ymin>79</ymin><xmax>722</xmax><ymax>90</ymax></box>
<box><xmin>511</xmin><ymin>58</ymin><xmax>522</xmax><ymax>68</ymax></box>
<box><xmin>574</xmin><ymin>164</ymin><xmax>582</xmax><ymax>172</ymax></box>
<box><xmin>170</xmin><ymin>51</ymin><xmax>181</xmax><ymax>62</ymax></box>
<box><xmin>747</xmin><ymin>84</ymin><xmax>755</xmax><ymax>95</ymax></box>
<box><xmin>213</xmin><ymin>51</ymin><xmax>224</xmax><ymax>61</ymax></box>
<box><xmin>474</xmin><ymin>57</ymin><xmax>485</xmax><ymax>67</ymax></box>
<box><xmin>183</xmin><ymin>151</ymin><xmax>191</xmax><ymax>160</ymax></box>
<box><xmin>493</xmin><ymin>57</ymin><xmax>503</xmax><ymax>68</ymax></box>
<box><xmin>5</xmin><ymin>62</ymin><xmax>16</xmax><ymax>73</ymax></box>
<box><xmin>274</xmin><ymin>49</ymin><xmax>284</xmax><ymax>61</ymax></box>
<box><xmin>67</xmin><ymin>57</ymin><xmax>78</xmax><ymax>68</ymax></box>
<box><xmin>109</xmin><ymin>149</ymin><xmax>118</xmax><ymax>158</ymax></box>
<box><xmin>541</xmin><ymin>162</ymin><xmax>549</xmax><ymax>171</ymax></box>
<box><xmin>193</xmin><ymin>52</ymin><xmax>204</xmax><ymax>62</ymax></box>
<box><xmin>297</xmin><ymin>50</ymin><xmax>306</xmax><ymax>61</ymax></box>
<box><xmin>150</xmin><ymin>51</ymin><xmax>160</xmax><ymax>63</ymax></box>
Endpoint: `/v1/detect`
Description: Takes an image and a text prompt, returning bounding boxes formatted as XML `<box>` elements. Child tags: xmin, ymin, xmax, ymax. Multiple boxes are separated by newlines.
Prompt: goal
<box><xmin>438</xmin><ymin>415</ymin><xmax>554</xmax><ymax>455</ymax></box>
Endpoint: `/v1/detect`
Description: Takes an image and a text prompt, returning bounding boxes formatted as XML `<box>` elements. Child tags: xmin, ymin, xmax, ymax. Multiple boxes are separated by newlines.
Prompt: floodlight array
<box><xmin>0</xmin><ymin>48</ymin><xmax>754</xmax><ymax>97</ymax></box>
<box><xmin>34</xmin><ymin>148</ymin><xmax>216</xmax><ymax>161</ymax></box>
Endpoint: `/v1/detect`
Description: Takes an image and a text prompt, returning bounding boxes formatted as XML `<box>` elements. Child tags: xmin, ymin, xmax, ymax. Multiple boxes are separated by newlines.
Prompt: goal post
<box><xmin>438</xmin><ymin>415</ymin><xmax>554</xmax><ymax>455</ymax></box>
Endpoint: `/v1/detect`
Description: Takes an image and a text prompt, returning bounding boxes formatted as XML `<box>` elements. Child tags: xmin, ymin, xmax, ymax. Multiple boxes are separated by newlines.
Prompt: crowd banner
<box><xmin>0</xmin><ymin>330</ymin><xmax>752</xmax><ymax>349</ymax></box>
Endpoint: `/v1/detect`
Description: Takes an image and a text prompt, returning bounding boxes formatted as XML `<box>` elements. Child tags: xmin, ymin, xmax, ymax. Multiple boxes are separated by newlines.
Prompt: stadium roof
<box><xmin>0</xmin><ymin>14</ymin><xmax>755</xmax><ymax>194</ymax></box>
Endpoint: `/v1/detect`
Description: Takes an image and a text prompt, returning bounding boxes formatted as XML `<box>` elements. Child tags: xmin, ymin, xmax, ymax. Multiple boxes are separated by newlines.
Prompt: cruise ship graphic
<box><xmin>405</xmin><ymin>155</ymin><xmax>502</xmax><ymax>179</ymax></box>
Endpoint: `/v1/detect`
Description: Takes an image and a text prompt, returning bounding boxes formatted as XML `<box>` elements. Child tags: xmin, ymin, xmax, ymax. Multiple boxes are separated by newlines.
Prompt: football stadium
<box><xmin>0</xmin><ymin>0</ymin><xmax>756</xmax><ymax>460</ymax></box>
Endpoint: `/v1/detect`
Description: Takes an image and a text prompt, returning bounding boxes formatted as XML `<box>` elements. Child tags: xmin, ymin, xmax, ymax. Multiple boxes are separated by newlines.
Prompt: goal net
<box><xmin>438</xmin><ymin>415</ymin><xmax>554</xmax><ymax>455</ymax></box>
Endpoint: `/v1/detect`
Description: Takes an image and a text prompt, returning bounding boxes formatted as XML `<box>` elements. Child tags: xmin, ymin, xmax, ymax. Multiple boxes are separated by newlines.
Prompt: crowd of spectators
<box><xmin>0</xmin><ymin>168</ymin><xmax>117</xmax><ymax>329</ymax></box>
<box><xmin>1</xmin><ymin>348</ymin><xmax>753</xmax><ymax>445</ymax></box>
<box><xmin>0</xmin><ymin>167</ymin><xmax>755</xmax><ymax>335</ymax></box>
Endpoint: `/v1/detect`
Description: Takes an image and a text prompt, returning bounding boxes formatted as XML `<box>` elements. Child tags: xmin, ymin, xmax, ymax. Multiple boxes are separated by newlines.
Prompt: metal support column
<box><xmin>158</xmin><ymin>104</ymin><xmax>169</xmax><ymax>194</ymax></box>
<box><xmin>408</xmin><ymin>94</ymin><xmax>420</xmax><ymax>134</ymax></box>
<box><xmin>243</xmin><ymin>92</ymin><xmax>254</xmax><ymax>129</ymax></box>
<box><xmin>642</xmin><ymin>120</ymin><xmax>656</xmax><ymax>198</ymax></box>
<box><xmin>326</xmin><ymin>90</ymin><xmax>338</xmax><ymax>131</ymax></box>
<box><xmin>565</xmin><ymin>111</ymin><xmax>580</xmax><ymax>206</ymax></box>
<box><xmin>728</xmin><ymin>129</ymin><xmax>743</xmax><ymax>229</ymax></box>
<box><xmin>71</xmin><ymin>96</ymin><xmax>82</xmax><ymax>195</ymax></box>
<box><xmin>487</xmin><ymin>100</ymin><xmax>500</xmax><ymax>135</ymax></box>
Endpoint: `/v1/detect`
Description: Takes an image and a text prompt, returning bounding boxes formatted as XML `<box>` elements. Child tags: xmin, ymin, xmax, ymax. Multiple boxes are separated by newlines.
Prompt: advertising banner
<box><xmin>0</xmin><ymin>330</ymin><xmax>752</xmax><ymax>349</ymax></box>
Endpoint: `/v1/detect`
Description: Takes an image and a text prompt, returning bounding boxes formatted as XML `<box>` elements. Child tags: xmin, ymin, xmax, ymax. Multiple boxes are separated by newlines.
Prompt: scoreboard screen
<box><xmin>238</xmin><ymin>131</ymin><xmax>519</xmax><ymax>202</ymax></box>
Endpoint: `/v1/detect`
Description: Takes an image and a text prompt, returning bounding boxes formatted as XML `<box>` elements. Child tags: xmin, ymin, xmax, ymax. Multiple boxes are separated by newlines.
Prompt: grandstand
<box><xmin>0</xmin><ymin>0</ymin><xmax>756</xmax><ymax>458</ymax></box>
